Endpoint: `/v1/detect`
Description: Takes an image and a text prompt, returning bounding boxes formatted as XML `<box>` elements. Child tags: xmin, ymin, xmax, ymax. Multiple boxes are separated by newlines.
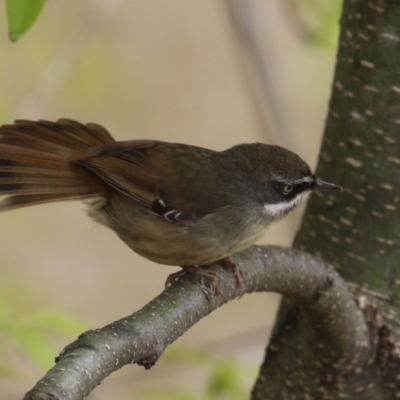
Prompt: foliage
<box><xmin>0</xmin><ymin>297</ymin><xmax>86</xmax><ymax>377</ymax></box>
<box><xmin>290</xmin><ymin>0</ymin><xmax>343</xmax><ymax>45</ymax></box>
<box><xmin>6</xmin><ymin>0</ymin><xmax>47</xmax><ymax>42</ymax></box>
<box><xmin>0</xmin><ymin>290</ymin><xmax>256</xmax><ymax>400</ymax></box>
<box><xmin>4</xmin><ymin>0</ymin><xmax>342</xmax><ymax>46</ymax></box>
<box><xmin>135</xmin><ymin>346</ymin><xmax>257</xmax><ymax>400</ymax></box>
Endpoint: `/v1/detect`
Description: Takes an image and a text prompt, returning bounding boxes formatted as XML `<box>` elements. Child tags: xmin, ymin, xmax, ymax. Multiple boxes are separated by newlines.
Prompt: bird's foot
<box><xmin>165</xmin><ymin>265</ymin><xmax>222</xmax><ymax>296</ymax></box>
<box><xmin>220</xmin><ymin>256</ymin><xmax>245</xmax><ymax>296</ymax></box>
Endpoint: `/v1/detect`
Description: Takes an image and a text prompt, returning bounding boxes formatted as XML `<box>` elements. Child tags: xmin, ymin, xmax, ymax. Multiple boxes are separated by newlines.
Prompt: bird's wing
<box><xmin>80</xmin><ymin>140</ymin><xmax>230</xmax><ymax>224</ymax></box>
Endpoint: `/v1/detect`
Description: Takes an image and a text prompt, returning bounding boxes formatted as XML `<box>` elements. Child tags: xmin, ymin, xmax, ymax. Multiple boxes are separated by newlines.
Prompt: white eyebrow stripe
<box><xmin>273</xmin><ymin>176</ymin><xmax>314</xmax><ymax>185</ymax></box>
<box><xmin>300</xmin><ymin>176</ymin><xmax>314</xmax><ymax>183</ymax></box>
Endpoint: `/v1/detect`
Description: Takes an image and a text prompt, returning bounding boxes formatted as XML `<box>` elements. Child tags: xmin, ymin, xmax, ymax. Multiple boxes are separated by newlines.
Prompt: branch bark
<box><xmin>21</xmin><ymin>245</ymin><xmax>365</xmax><ymax>400</ymax></box>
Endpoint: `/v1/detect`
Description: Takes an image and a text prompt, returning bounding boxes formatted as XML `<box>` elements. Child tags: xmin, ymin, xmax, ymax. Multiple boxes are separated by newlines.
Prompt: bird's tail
<box><xmin>0</xmin><ymin>119</ymin><xmax>114</xmax><ymax>211</ymax></box>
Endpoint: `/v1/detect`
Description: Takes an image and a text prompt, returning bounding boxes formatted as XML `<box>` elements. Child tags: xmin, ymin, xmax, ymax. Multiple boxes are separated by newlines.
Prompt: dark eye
<box><xmin>282</xmin><ymin>185</ymin><xmax>294</xmax><ymax>195</ymax></box>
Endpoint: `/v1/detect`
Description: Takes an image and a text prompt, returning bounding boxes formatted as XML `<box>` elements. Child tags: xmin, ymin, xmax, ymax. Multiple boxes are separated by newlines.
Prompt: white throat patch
<box><xmin>263</xmin><ymin>191</ymin><xmax>311</xmax><ymax>218</ymax></box>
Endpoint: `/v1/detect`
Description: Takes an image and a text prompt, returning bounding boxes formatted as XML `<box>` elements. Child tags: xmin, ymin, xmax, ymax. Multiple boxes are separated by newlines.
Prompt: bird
<box><xmin>0</xmin><ymin>119</ymin><xmax>342</xmax><ymax>292</ymax></box>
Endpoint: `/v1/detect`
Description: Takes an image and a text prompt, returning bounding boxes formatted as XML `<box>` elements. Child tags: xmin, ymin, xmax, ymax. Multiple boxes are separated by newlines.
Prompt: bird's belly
<box><xmin>116</xmin><ymin>222</ymin><xmax>267</xmax><ymax>266</ymax></box>
<box><xmin>88</xmin><ymin>194</ymin><xmax>270</xmax><ymax>266</ymax></box>
<box><xmin>93</xmin><ymin>205</ymin><xmax>268</xmax><ymax>267</ymax></box>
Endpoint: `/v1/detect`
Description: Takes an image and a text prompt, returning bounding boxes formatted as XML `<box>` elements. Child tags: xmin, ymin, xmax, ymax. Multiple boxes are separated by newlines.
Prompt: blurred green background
<box><xmin>0</xmin><ymin>0</ymin><xmax>339</xmax><ymax>399</ymax></box>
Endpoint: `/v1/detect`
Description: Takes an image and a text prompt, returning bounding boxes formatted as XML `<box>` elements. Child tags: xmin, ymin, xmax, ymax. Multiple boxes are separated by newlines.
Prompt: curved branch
<box><xmin>22</xmin><ymin>245</ymin><xmax>368</xmax><ymax>400</ymax></box>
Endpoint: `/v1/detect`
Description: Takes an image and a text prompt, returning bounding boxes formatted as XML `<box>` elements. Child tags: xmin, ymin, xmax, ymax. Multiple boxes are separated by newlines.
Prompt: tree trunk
<box><xmin>253</xmin><ymin>0</ymin><xmax>400</xmax><ymax>398</ymax></box>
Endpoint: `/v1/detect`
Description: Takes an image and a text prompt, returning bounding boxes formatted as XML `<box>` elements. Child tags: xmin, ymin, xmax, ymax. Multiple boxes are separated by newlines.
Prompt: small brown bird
<box><xmin>0</xmin><ymin>119</ymin><xmax>341</xmax><ymax>290</ymax></box>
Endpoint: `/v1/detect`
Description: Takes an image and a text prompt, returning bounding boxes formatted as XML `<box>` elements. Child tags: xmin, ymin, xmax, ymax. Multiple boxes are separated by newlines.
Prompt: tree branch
<box><xmin>22</xmin><ymin>245</ymin><xmax>368</xmax><ymax>400</ymax></box>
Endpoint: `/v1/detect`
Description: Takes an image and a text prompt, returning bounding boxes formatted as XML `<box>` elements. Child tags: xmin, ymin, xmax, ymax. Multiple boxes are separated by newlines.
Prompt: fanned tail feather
<box><xmin>0</xmin><ymin>119</ymin><xmax>115</xmax><ymax>211</ymax></box>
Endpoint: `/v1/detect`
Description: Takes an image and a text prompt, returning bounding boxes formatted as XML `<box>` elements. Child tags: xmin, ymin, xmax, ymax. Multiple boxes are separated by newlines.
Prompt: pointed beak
<box><xmin>313</xmin><ymin>179</ymin><xmax>343</xmax><ymax>191</ymax></box>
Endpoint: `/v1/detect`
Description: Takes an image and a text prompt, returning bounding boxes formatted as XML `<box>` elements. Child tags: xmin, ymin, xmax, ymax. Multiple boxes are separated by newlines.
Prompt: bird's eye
<box><xmin>282</xmin><ymin>185</ymin><xmax>294</xmax><ymax>195</ymax></box>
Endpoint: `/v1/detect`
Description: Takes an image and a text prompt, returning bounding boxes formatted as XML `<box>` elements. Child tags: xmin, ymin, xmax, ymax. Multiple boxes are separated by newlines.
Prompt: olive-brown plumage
<box><xmin>0</xmin><ymin>120</ymin><xmax>341</xmax><ymax>287</ymax></box>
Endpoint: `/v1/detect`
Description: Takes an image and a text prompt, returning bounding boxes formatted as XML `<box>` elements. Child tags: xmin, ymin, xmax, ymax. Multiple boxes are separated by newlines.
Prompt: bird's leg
<box><xmin>220</xmin><ymin>256</ymin><xmax>245</xmax><ymax>295</ymax></box>
<box><xmin>165</xmin><ymin>266</ymin><xmax>222</xmax><ymax>295</ymax></box>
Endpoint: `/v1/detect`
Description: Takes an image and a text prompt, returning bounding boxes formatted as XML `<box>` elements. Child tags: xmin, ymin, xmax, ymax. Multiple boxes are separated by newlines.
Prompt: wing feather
<box><xmin>82</xmin><ymin>140</ymin><xmax>230</xmax><ymax>222</ymax></box>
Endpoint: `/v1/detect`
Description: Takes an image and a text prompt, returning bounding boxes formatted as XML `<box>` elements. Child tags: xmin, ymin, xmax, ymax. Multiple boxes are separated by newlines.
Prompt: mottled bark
<box><xmin>297</xmin><ymin>0</ymin><xmax>400</xmax><ymax>300</ymax></box>
<box><xmin>253</xmin><ymin>0</ymin><xmax>400</xmax><ymax>399</ymax></box>
<box><xmin>21</xmin><ymin>246</ymin><xmax>361</xmax><ymax>400</ymax></box>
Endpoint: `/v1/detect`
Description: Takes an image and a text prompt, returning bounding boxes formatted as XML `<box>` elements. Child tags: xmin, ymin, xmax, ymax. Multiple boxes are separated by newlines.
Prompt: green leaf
<box><xmin>6</xmin><ymin>0</ymin><xmax>47</xmax><ymax>42</ymax></box>
<box><xmin>11</xmin><ymin>326</ymin><xmax>56</xmax><ymax>368</ymax></box>
<box><xmin>0</xmin><ymin>361</ymin><xmax>23</xmax><ymax>379</ymax></box>
<box><xmin>290</xmin><ymin>0</ymin><xmax>342</xmax><ymax>46</ymax></box>
<box><xmin>23</xmin><ymin>310</ymin><xmax>87</xmax><ymax>336</ymax></box>
<box><xmin>163</xmin><ymin>346</ymin><xmax>214</xmax><ymax>366</ymax></box>
<box><xmin>207</xmin><ymin>361</ymin><xmax>242</xmax><ymax>400</ymax></box>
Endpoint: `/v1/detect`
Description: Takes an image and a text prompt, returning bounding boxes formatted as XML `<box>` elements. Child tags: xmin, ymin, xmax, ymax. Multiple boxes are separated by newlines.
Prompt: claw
<box><xmin>166</xmin><ymin>265</ymin><xmax>222</xmax><ymax>296</ymax></box>
<box><xmin>165</xmin><ymin>258</ymin><xmax>244</xmax><ymax>298</ymax></box>
<box><xmin>220</xmin><ymin>256</ymin><xmax>245</xmax><ymax>297</ymax></box>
